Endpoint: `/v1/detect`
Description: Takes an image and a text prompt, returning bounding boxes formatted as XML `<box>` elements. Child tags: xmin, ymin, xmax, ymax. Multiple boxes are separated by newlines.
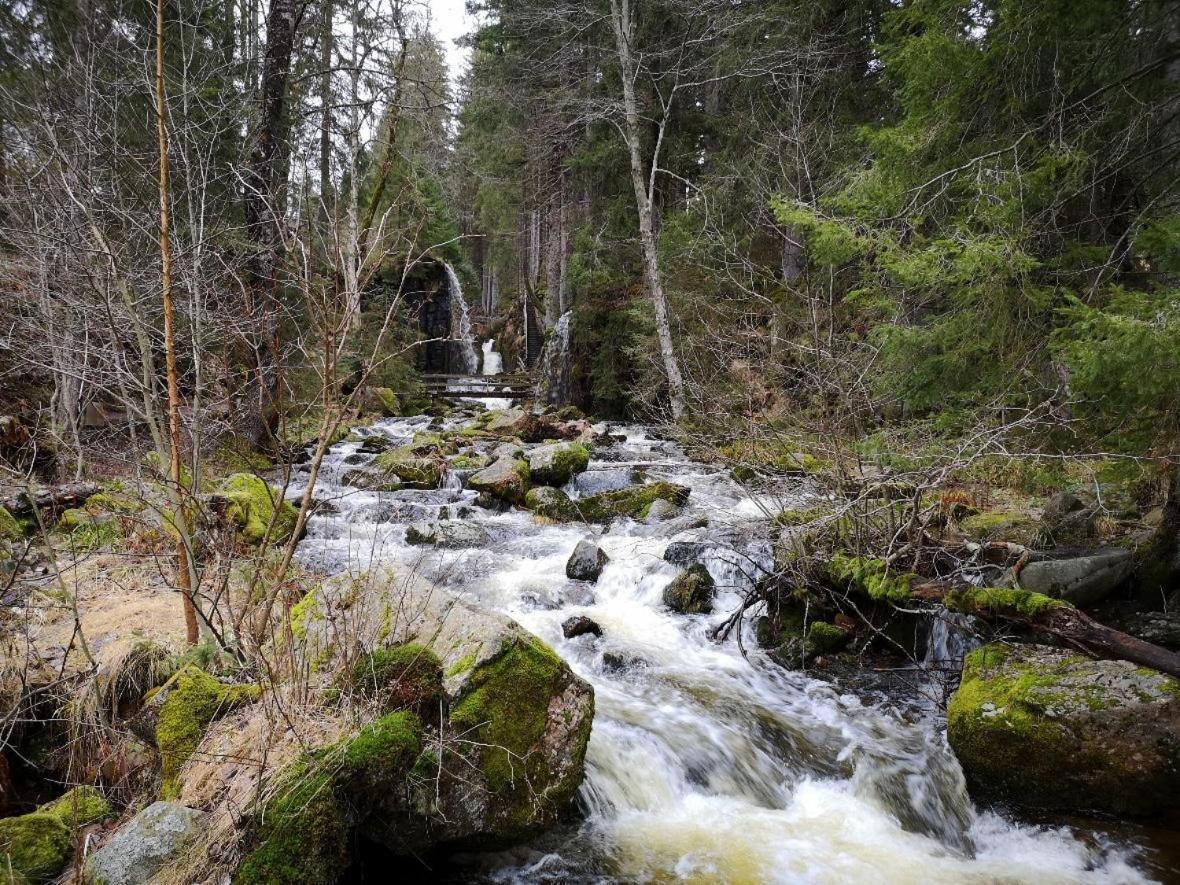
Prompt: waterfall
<box><xmin>535</xmin><ymin>309</ymin><xmax>572</xmax><ymax>404</ymax></box>
<box><xmin>444</xmin><ymin>262</ymin><xmax>480</xmax><ymax>375</ymax></box>
<box><xmin>481</xmin><ymin>339</ymin><xmax>503</xmax><ymax>376</ymax></box>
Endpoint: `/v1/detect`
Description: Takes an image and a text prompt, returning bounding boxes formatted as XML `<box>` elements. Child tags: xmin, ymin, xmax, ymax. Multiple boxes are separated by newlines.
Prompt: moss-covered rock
<box><xmin>662</xmin><ymin>564</ymin><xmax>715</xmax><ymax>614</ymax></box>
<box><xmin>0</xmin><ymin>813</ymin><xmax>71</xmax><ymax>883</ymax></box>
<box><xmin>526</xmin><ymin>443</ymin><xmax>590</xmax><ymax>487</ymax></box>
<box><xmin>449</xmin><ymin>634</ymin><xmax>593</xmax><ymax>838</ymax></box>
<box><xmin>155</xmin><ymin>665</ymin><xmax>261</xmax><ymax>798</ymax></box>
<box><xmin>38</xmin><ymin>786</ymin><xmax>110</xmax><ymax>828</ymax></box>
<box><xmin>525</xmin><ymin>486</ymin><xmax>580</xmax><ymax>521</ymax></box>
<box><xmin>826</xmin><ymin>554</ymin><xmax>916</xmax><ymax>603</ymax></box>
<box><xmin>947</xmin><ymin>643</ymin><xmax>1180</xmax><ymax>816</ymax></box>
<box><xmin>958</xmin><ymin>510</ymin><xmax>1040</xmax><ymax>544</ymax></box>
<box><xmin>214</xmin><ymin>473</ymin><xmax>298</xmax><ymax>546</ymax></box>
<box><xmin>349</xmin><ymin>644</ymin><xmax>443</xmax><ymax>716</ymax></box>
<box><xmin>0</xmin><ymin>506</ymin><xmax>22</xmax><ymax>541</ymax></box>
<box><xmin>467</xmin><ymin>457</ymin><xmax>530</xmax><ymax>505</ymax></box>
<box><xmin>373</xmin><ymin>449</ymin><xmax>441</xmax><ymax>489</ymax></box>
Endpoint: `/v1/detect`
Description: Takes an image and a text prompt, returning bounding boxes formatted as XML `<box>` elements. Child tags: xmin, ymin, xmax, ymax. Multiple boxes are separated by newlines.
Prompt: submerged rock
<box><xmin>663</xmin><ymin>541</ymin><xmax>708</xmax><ymax>566</ymax></box>
<box><xmin>405</xmin><ymin>520</ymin><xmax>489</xmax><ymax>548</ymax></box>
<box><xmin>947</xmin><ymin>643</ymin><xmax>1180</xmax><ymax>816</ymax></box>
<box><xmin>566</xmin><ymin>540</ymin><xmax>608</xmax><ymax>582</ymax></box>
<box><xmin>1013</xmin><ymin>550</ymin><xmax>1133</xmax><ymax>607</ymax></box>
<box><xmin>83</xmin><ymin>801</ymin><xmax>206</xmax><ymax>885</ymax></box>
<box><xmin>562</xmin><ymin>615</ymin><xmax>603</xmax><ymax>639</ymax></box>
<box><xmin>644</xmin><ymin>498</ymin><xmax>682</xmax><ymax>521</ymax></box>
<box><xmin>663</xmin><ymin>564</ymin><xmax>715</xmax><ymax>614</ymax></box>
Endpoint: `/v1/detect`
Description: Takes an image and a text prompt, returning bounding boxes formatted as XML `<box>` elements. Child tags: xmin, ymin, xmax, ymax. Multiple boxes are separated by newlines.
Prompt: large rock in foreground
<box><xmin>167</xmin><ymin>574</ymin><xmax>594</xmax><ymax>882</ymax></box>
<box><xmin>467</xmin><ymin>456</ymin><xmax>530</xmax><ymax>505</ymax></box>
<box><xmin>1014</xmin><ymin>550</ymin><xmax>1133</xmax><ymax>607</ymax></box>
<box><xmin>947</xmin><ymin>643</ymin><xmax>1180</xmax><ymax>816</ymax></box>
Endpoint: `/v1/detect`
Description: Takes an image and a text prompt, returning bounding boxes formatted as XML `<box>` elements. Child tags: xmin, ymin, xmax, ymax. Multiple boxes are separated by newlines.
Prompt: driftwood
<box><xmin>1</xmin><ymin>483</ymin><xmax>101</xmax><ymax>517</ymax></box>
<box><xmin>912</xmin><ymin>581</ymin><xmax>1180</xmax><ymax>678</ymax></box>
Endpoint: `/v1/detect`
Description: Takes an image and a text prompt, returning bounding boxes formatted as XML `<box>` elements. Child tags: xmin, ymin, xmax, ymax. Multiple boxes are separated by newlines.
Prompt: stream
<box><xmin>287</xmin><ymin>411</ymin><xmax>1157</xmax><ymax>884</ymax></box>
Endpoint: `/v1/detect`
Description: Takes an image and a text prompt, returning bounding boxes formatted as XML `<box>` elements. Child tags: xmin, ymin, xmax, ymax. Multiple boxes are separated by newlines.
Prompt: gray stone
<box><xmin>662</xmin><ymin>564</ymin><xmax>716</xmax><ymax>614</ymax></box>
<box><xmin>527</xmin><ymin>442</ymin><xmax>590</xmax><ymax>486</ymax></box>
<box><xmin>566</xmin><ymin>540</ymin><xmax>608</xmax><ymax>582</ymax></box>
<box><xmin>405</xmin><ymin>520</ymin><xmax>489</xmax><ymax>548</ymax></box>
<box><xmin>1016</xmin><ymin>549</ymin><xmax>1133</xmax><ymax>606</ymax></box>
<box><xmin>663</xmin><ymin>541</ymin><xmax>708</xmax><ymax>566</ymax></box>
<box><xmin>84</xmin><ymin>802</ymin><xmax>205</xmax><ymax>885</ymax></box>
<box><xmin>562</xmin><ymin>615</ymin><xmax>602</xmax><ymax>639</ymax></box>
<box><xmin>467</xmin><ymin>457</ymin><xmax>529</xmax><ymax>505</ymax></box>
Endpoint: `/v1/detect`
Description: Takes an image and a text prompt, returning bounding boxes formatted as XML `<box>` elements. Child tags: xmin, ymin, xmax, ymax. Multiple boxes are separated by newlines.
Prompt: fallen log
<box><xmin>1</xmin><ymin>483</ymin><xmax>101</xmax><ymax>517</ymax></box>
<box><xmin>914</xmin><ymin>582</ymin><xmax>1180</xmax><ymax>678</ymax></box>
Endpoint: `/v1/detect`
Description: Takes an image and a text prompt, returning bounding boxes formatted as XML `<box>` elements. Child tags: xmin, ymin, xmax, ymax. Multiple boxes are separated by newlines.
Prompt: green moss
<box><xmin>217</xmin><ymin>473</ymin><xmax>298</xmax><ymax>546</ymax></box>
<box><xmin>805</xmin><ymin>621</ymin><xmax>850</xmax><ymax>654</ymax></box>
<box><xmin>38</xmin><ymin>786</ymin><xmax>110</xmax><ymax>828</ymax></box>
<box><xmin>288</xmin><ymin>590</ymin><xmax>322</xmax><ymax>642</ymax></box>
<box><xmin>374</xmin><ymin>387</ymin><xmax>400</xmax><ymax>417</ymax></box>
<box><xmin>449</xmin><ymin>635</ymin><xmax>566</xmax><ymax>794</ymax></box>
<box><xmin>451</xmin><ymin>454</ymin><xmax>490</xmax><ymax>470</ymax></box>
<box><xmin>525</xmin><ymin>487</ymin><xmax>580</xmax><ymax>521</ymax></box>
<box><xmin>540</xmin><ymin>482</ymin><xmax>691</xmax><ymax>524</ymax></box>
<box><xmin>373</xmin><ymin>449</ymin><xmax>441</xmax><ymax>488</ymax></box>
<box><xmin>958</xmin><ymin>510</ymin><xmax>1039</xmax><ymax>542</ymax></box>
<box><xmin>827</xmin><ymin>554</ymin><xmax>916</xmax><ymax>603</ymax></box>
<box><xmin>530</xmin><ymin>443</ymin><xmax>591</xmax><ymax>486</ymax></box>
<box><xmin>350</xmin><ymin>644</ymin><xmax>443</xmax><ymax>714</ymax></box>
<box><xmin>446</xmin><ymin>653</ymin><xmax>477</xmax><ymax>677</ymax></box>
<box><xmin>340</xmin><ymin>712</ymin><xmax>423</xmax><ymax>779</ymax></box>
<box><xmin>236</xmin><ymin>763</ymin><xmax>348</xmax><ymax>885</ymax></box>
<box><xmin>156</xmin><ymin>665</ymin><xmax>261</xmax><ymax>798</ymax></box>
<box><xmin>411</xmin><ymin>749</ymin><xmax>441</xmax><ymax>780</ymax></box>
<box><xmin>0</xmin><ymin>813</ymin><xmax>71</xmax><ymax>882</ymax></box>
<box><xmin>945</xmin><ymin>586</ymin><xmax>1069</xmax><ymax>618</ymax></box>
<box><xmin>0</xmin><ymin>506</ymin><xmax>23</xmax><ymax>540</ymax></box>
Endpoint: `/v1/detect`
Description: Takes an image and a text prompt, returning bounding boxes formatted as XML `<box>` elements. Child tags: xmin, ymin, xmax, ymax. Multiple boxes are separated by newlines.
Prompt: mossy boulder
<box><xmin>525</xmin><ymin>486</ymin><xmax>580</xmax><ymax>521</ymax></box>
<box><xmin>0</xmin><ymin>506</ymin><xmax>22</xmax><ymax>541</ymax></box>
<box><xmin>526</xmin><ymin>442</ymin><xmax>590</xmax><ymax>487</ymax></box>
<box><xmin>153</xmin><ymin>665</ymin><xmax>261</xmax><ymax>798</ymax></box>
<box><xmin>448</xmin><ymin>633</ymin><xmax>593</xmax><ymax>840</ymax></box>
<box><xmin>0</xmin><ymin>813</ymin><xmax>71</xmax><ymax>883</ymax></box>
<box><xmin>349</xmin><ymin>644</ymin><xmax>443</xmax><ymax>716</ymax></box>
<box><xmin>374</xmin><ymin>449</ymin><xmax>441</xmax><ymax>489</ymax></box>
<box><xmin>467</xmin><ymin>457</ymin><xmax>530</xmax><ymax>505</ymax></box>
<box><xmin>662</xmin><ymin>564</ymin><xmax>715</xmax><ymax>614</ymax></box>
<box><xmin>958</xmin><ymin>510</ymin><xmax>1040</xmax><ymax>545</ymax></box>
<box><xmin>213</xmin><ymin>473</ymin><xmax>298</xmax><ymax>546</ymax></box>
<box><xmin>405</xmin><ymin>520</ymin><xmax>488</xmax><ymax>548</ymax></box>
<box><xmin>826</xmin><ymin>554</ymin><xmax>916</xmax><ymax>604</ymax></box>
<box><xmin>947</xmin><ymin>643</ymin><xmax>1180</xmax><ymax>816</ymax></box>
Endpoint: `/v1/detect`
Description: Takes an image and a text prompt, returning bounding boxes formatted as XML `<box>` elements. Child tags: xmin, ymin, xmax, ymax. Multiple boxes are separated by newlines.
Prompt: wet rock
<box><xmin>663</xmin><ymin>541</ymin><xmax>708</xmax><ymax>566</ymax></box>
<box><xmin>947</xmin><ymin>643</ymin><xmax>1180</xmax><ymax>816</ymax></box>
<box><xmin>526</xmin><ymin>486</ymin><xmax>579</xmax><ymax>521</ymax></box>
<box><xmin>405</xmin><ymin>520</ymin><xmax>489</xmax><ymax>549</ymax></box>
<box><xmin>1013</xmin><ymin>549</ymin><xmax>1133</xmax><ymax>606</ymax></box>
<box><xmin>374</xmin><ymin>451</ymin><xmax>442</xmax><ymax>489</ymax></box>
<box><xmin>467</xmin><ymin>457</ymin><xmax>530</xmax><ymax>505</ymax></box>
<box><xmin>662</xmin><ymin>564</ymin><xmax>715</xmax><ymax>614</ymax></box>
<box><xmin>340</xmin><ymin>467</ymin><xmax>402</xmax><ymax>492</ymax></box>
<box><xmin>527</xmin><ymin>442</ymin><xmax>590</xmax><ymax>486</ymax></box>
<box><xmin>484</xmin><ymin>408</ymin><xmax>526</xmax><ymax>434</ymax></box>
<box><xmin>645</xmin><ymin>499</ymin><xmax>682</xmax><ymax>521</ymax></box>
<box><xmin>541</xmin><ymin>482</ymin><xmax>691</xmax><ymax>525</ymax></box>
<box><xmin>357</xmin><ymin>435</ymin><xmax>392</xmax><ymax>454</ymax></box>
<box><xmin>601</xmin><ymin>651</ymin><xmax>647</xmax><ymax>672</ymax></box>
<box><xmin>83</xmin><ymin>801</ymin><xmax>206</xmax><ymax>885</ymax></box>
<box><xmin>566</xmin><ymin>540</ymin><xmax>608</xmax><ymax>582</ymax></box>
<box><xmin>562</xmin><ymin>615</ymin><xmax>602</xmax><ymax>639</ymax></box>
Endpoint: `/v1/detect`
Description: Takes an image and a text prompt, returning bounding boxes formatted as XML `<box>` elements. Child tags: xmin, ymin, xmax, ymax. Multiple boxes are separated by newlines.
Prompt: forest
<box><xmin>0</xmin><ymin>0</ymin><xmax>1178</xmax><ymax>882</ymax></box>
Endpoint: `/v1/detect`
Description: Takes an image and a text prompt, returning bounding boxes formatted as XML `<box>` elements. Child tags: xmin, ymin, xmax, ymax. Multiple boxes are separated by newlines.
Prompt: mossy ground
<box><xmin>156</xmin><ymin>665</ymin><xmax>261</xmax><ymax>798</ymax></box>
<box><xmin>217</xmin><ymin>473</ymin><xmax>298</xmax><ymax>545</ymax></box>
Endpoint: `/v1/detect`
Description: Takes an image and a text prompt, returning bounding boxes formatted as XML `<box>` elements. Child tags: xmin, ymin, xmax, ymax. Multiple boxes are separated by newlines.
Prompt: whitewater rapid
<box><xmin>288</xmin><ymin>414</ymin><xmax>1154</xmax><ymax>884</ymax></box>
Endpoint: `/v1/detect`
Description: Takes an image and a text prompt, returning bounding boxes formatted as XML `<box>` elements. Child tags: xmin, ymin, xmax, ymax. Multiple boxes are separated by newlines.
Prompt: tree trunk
<box><xmin>609</xmin><ymin>0</ymin><xmax>686</xmax><ymax>419</ymax></box>
<box><xmin>156</xmin><ymin>0</ymin><xmax>199</xmax><ymax>644</ymax></box>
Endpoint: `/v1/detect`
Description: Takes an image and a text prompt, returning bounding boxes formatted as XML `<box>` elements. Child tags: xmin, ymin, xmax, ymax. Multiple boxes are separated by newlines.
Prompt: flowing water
<box><xmin>289</xmin><ymin>413</ymin><xmax>1156</xmax><ymax>884</ymax></box>
<box><xmin>535</xmin><ymin>310</ymin><xmax>572</xmax><ymax>405</ymax></box>
<box><xmin>445</xmin><ymin>263</ymin><xmax>481</xmax><ymax>375</ymax></box>
<box><xmin>482</xmin><ymin>340</ymin><xmax>504</xmax><ymax>376</ymax></box>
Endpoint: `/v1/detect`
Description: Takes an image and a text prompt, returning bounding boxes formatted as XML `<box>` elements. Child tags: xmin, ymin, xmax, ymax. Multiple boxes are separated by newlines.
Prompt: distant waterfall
<box><xmin>535</xmin><ymin>310</ymin><xmax>572</xmax><ymax>404</ymax></box>
<box><xmin>482</xmin><ymin>339</ymin><xmax>503</xmax><ymax>376</ymax></box>
<box><xmin>444</xmin><ymin>263</ymin><xmax>480</xmax><ymax>375</ymax></box>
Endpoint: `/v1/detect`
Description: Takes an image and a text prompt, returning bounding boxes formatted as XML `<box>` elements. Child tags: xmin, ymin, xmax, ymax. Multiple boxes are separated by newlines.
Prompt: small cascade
<box><xmin>444</xmin><ymin>262</ymin><xmax>480</xmax><ymax>375</ymax></box>
<box><xmin>481</xmin><ymin>339</ymin><xmax>503</xmax><ymax>376</ymax></box>
<box><xmin>535</xmin><ymin>309</ymin><xmax>572</xmax><ymax>405</ymax></box>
